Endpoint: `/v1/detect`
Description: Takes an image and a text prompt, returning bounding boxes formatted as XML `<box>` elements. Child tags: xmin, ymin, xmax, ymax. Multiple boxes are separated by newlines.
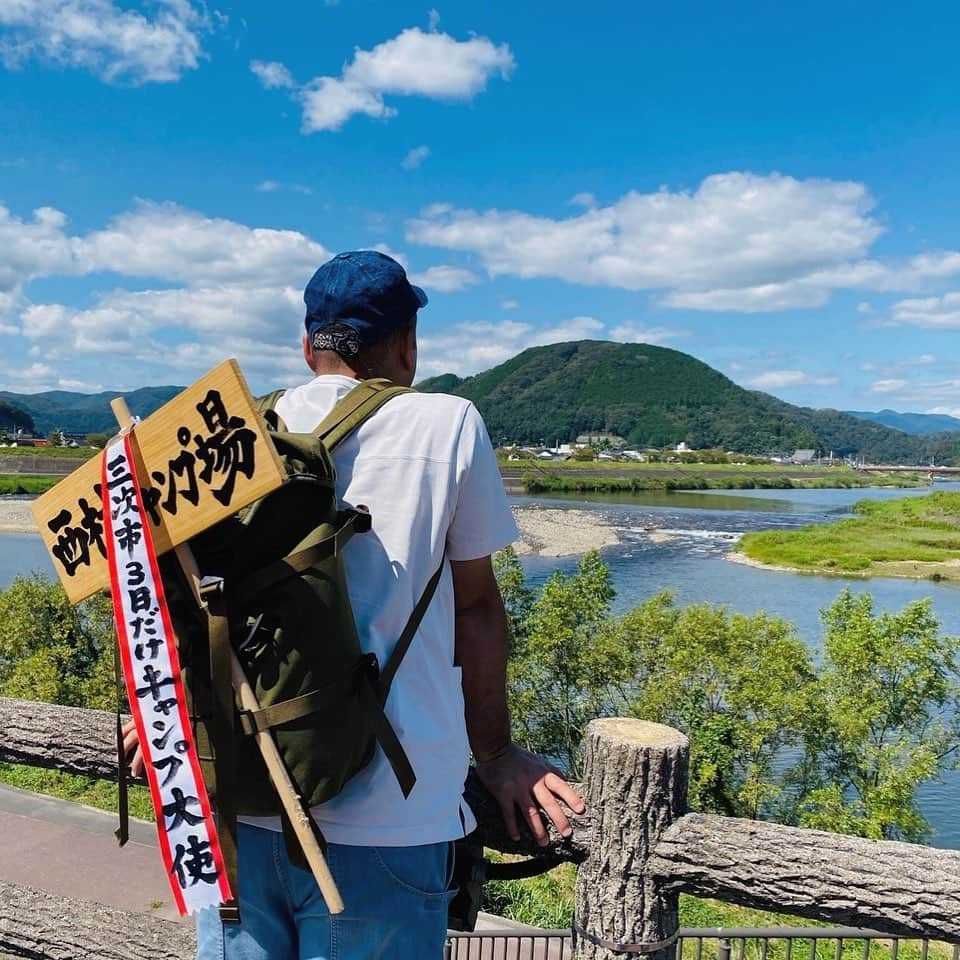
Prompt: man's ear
<box><xmin>302</xmin><ymin>333</ymin><xmax>315</xmax><ymax>372</ymax></box>
<box><xmin>399</xmin><ymin>324</ymin><xmax>418</xmax><ymax>385</ymax></box>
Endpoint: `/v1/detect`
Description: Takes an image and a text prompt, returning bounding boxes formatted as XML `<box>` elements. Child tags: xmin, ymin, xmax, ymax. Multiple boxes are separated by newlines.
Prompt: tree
<box><xmin>503</xmin><ymin>550</ymin><xmax>619</xmax><ymax>777</ymax></box>
<box><xmin>494</xmin><ymin>552</ymin><xmax>960</xmax><ymax>840</ymax></box>
<box><xmin>0</xmin><ymin>574</ymin><xmax>116</xmax><ymax>709</ymax></box>
<box><xmin>48</xmin><ymin>429</ymin><xmax>63</xmax><ymax>446</ymax></box>
<box><xmin>797</xmin><ymin>590</ymin><xmax>960</xmax><ymax>842</ymax></box>
<box><xmin>619</xmin><ymin>594</ymin><xmax>816</xmax><ymax>818</ymax></box>
<box><xmin>492</xmin><ymin>547</ymin><xmax>534</xmax><ymax>655</ymax></box>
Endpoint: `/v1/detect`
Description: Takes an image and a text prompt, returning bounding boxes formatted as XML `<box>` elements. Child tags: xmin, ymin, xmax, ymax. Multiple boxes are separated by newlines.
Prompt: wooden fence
<box><xmin>2</xmin><ymin>698</ymin><xmax>959</xmax><ymax>959</ymax></box>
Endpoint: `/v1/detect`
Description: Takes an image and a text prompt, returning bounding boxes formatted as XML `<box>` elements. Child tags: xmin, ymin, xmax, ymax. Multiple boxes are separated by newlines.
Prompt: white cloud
<box><xmin>870</xmin><ymin>379</ymin><xmax>910</xmax><ymax>394</ymax></box>
<box><xmin>419</xmin><ymin>316</ymin><xmax>604</xmax><ymax>377</ymax></box>
<box><xmin>570</xmin><ymin>192</ymin><xmax>597</xmax><ymax>209</ymax></box>
<box><xmin>858</xmin><ymin>378</ymin><xmax>960</xmax><ymax>411</ymax></box>
<box><xmin>250</xmin><ymin>58</ymin><xmax>295</xmax><ymax>89</ymax></box>
<box><xmin>402</xmin><ymin>145</ymin><xmax>430</xmax><ymax>170</ymax></box>
<box><xmin>0</xmin><ymin>0</ymin><xmax>208</xmax><ymax>84</ymax></box>
<box><xmin>23</xmin><ymin>285</ymin><xmax>304</xmax><ymax>357</ymax></box>
<box><xmin>608</xmin><ymin>321</ymin><xmax>687</xmax><ymax>344</ymax></box>
<box><xmin>745</xmin><ymin>370</ymin><xmax>839</xmax><ymax>390</ymax></box>
<box><xmin>408</xmin><ymin>264</ymin><xmax>479</xmax><ymax>292</ymax></box>
<box><xmin>301</xmin><ymin>76</ymin><xmax>395</xmax><ymax>132</ymax></box>
<box><xmin>408</xmin><ymin>172</ymin><xmax>960</xmax><ymax>311</ymax></box>
<box><xmin>297</xmin><ymin>27</ymin><xmax>514</xmax><ymax>132</ymax></box>
<box><xmin>2</xmin><ymin>199</ymin><xmax>333</xmax><ymax>386</ymax></box>
<box><xmin>255</xmin><ymin>179</ymin><xmax>312</xmax><ymax>195</ymax></box>
<box><xmin>662</xmin><ymin>281</ymin><xmax>831</xmax><ymax>312</ymax></box>
<box><xmin>891</xmin><ymin>292</ymin><xmax>960</xmax><ymax>329</ymax></box>
<box><xmin>75</xmin><ymin>201</ymin><xmax>329</xmax><ymax>286</ymax></box>
<box><xmin>499</xmin><ymin>298</ymin><xmax>519</xmax><ymax>311</ymax></box>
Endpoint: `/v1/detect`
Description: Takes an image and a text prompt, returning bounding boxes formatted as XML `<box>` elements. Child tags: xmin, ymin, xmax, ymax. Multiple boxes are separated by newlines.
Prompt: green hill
<box><xmin>0</xmin><ymin>385</ymin><xmax>182</xmax><ymax>435</ymax></box>
<box><xmin>417</xmin><ymin>341</ymin><xmax>956</xmax><ymax>463</ymax></box>
<box><xmin>0</xmin><ymin>400</ymin><xmax>34</xmax><ymax>434</ymax></box>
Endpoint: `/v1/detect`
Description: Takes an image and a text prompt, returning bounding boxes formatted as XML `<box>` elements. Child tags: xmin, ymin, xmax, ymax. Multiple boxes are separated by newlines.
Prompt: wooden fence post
<box><xmin>573</xmin><ymin>718</ymin><xmax>689</xmax><ymax>960</ymax></box>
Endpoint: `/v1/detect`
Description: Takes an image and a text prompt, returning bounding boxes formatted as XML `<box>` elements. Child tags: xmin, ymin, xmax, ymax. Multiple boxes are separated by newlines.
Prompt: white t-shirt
<box><xmin>242</xmin><ymin>375</ymin><xmax>518</xmax><ymax>846</ymax></box>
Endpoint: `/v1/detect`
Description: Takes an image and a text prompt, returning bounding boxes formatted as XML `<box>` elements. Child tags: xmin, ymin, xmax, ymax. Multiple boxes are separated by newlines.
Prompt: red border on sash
<box><xmin>103</xmin><ymin>435</ymin><xmax>232</xmax><ymax>912</ymax></box>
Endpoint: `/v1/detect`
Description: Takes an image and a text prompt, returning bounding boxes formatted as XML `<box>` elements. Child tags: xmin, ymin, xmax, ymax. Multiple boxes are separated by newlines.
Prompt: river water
<box><xmin>2</xmin><ymin>483</ymin><xmax>959</xmax><ymax>845</ymax></box>
<box><xmin>512</xmin><ymin>483</ymin><xmax>960</xmax><ymax>849</ymax></box>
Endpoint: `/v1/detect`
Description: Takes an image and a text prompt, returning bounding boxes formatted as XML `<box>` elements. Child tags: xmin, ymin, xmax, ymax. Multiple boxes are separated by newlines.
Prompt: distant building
<box><xmin>791</xmin><ymin>449</ymin><xmax>816</xmax><ymax>464</ymax></box>
<box><xmin>575</xmin><ymin>432</ymin><xmax>625</xmax><ymax>450</ymax></box>
<box><xmin>675</xmin><ymin>441</ymin><xmax>691</xmax><ymax>453</ymax></box>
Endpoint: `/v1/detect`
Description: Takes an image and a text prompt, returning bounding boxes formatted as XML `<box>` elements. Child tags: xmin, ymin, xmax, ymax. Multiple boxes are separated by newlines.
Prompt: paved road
<box><xmin>0</xmin><ymin>782</ymin><xmax>182</xmax><ymax>922</ymax></box>
<box><xmin>0</xmin><ymin>784</ymin><xmax>569</xmax><ymax>957</ymax></box>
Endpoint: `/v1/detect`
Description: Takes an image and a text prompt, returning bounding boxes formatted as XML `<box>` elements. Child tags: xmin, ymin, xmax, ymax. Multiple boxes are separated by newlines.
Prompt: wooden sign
<box><xmin>33</xmin><ymin>359</ymin><xmax>286</xmax><ymax>604</ymax></box>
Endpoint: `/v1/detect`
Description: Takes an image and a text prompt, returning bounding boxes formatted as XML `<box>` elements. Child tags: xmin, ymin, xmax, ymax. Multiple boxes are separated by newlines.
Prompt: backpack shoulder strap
<box><xmin>379</xmin><ymin>554</ymin><xmax>447</xmax><ymax>699</ymax></box>
<box><xmin>255</xmin><ymin>389</ymin><xmax>286</xmax><ymax>414</ymax></box>
<box><xmin>314</xmin><ymin>379</ymin><xmax>413</xmax><ymax>452</ymax></box>
<box><xmin>254</xmin><ymin>389</ymin><xmax>288</xmax><ymax>433</ymax></box>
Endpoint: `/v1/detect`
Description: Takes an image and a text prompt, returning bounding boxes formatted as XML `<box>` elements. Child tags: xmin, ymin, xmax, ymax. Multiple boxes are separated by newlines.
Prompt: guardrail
<box><xmin>2</xmin><ymin>698</ymin><xmax>959</xmax><ymax>959</ymax></box>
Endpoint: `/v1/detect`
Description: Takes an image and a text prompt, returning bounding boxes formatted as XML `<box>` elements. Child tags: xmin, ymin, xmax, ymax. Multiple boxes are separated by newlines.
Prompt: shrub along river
<box><xmin>3</xmin><ymin>482</ymin><xmax>960</xmax><ymax>846</ymax></box>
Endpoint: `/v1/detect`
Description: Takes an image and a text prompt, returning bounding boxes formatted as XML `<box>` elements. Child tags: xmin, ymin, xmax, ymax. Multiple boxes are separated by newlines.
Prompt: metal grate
<box><xmin>445</xmin><ymin>927</ymin><xmax>960</xmax><ymax>960</ymax></box>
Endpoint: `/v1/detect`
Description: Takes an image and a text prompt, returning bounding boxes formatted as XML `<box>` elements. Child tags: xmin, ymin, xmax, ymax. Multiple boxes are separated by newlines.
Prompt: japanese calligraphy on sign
<box><xmin>103</xmin><ymin>432</ymin><xmax>232</xmax><ymax>914</ymax></box>
<box><xmin>32</xmin><ymin>360</ymin><xmax>285</xmax><ymax>604</ymax></box>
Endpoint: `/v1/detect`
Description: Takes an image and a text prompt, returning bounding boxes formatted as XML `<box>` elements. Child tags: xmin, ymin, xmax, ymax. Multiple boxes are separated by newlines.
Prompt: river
<box><xmin>512</xmin><ymin>482</ymin><xmax>960</xmax><ymax>849</ymax></box>
<box><xmin>2</xmin><ymin>483</ymin><xmax>959</xmax><ymax>846</ymax></box>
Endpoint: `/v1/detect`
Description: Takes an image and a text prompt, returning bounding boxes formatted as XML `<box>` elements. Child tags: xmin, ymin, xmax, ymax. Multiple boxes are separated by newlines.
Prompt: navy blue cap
<box><xmin>304</xmin><ymin>250</ymin><xmax>427</xmax><ymax>357</ymax></box>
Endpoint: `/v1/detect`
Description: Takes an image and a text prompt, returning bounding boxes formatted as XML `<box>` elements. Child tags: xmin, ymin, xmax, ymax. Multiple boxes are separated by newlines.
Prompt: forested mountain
<box><xmin>0</xmin><ymin>386</ymin><xmax>182</xmax><ymax>435</ymax></box>
<box><xmin>846</xmin><ymin>409</ymin><xmax>960</xmax><ymax>436</ymax></box>
<box><xmin>0</xmin><ymin>400</ymin><xmax>34</xmax><ymax>434</ymax></box>
<box><xmin>418</xmin><ymin>341</ymin><xmax>958</xmax><ymax>463</ymax></box>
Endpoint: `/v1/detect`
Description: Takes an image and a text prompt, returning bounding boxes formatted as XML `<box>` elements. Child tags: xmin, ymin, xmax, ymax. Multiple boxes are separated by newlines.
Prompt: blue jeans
<box><xmin>196</xmin><ymin>823</ymin><xmax>454</xmax><ymax>960</ymax></box>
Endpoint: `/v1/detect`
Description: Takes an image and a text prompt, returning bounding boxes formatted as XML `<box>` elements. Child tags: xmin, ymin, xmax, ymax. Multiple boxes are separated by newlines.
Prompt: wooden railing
<box><xmin>2</xmin><ymin>698</ymin><xmax>959</xmax><ymax>959</ymax></box>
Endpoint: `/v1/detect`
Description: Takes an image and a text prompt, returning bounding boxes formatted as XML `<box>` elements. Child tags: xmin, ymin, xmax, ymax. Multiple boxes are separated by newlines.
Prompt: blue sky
<box><xmin>1</xmin><ymin>1</ymin><xmax>960</xmax><ymax>414</ymax></box>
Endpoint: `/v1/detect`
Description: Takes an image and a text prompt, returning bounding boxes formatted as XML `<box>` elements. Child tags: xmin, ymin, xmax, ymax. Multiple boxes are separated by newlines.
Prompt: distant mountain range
<box><xmin>418</xmin><ymin>340</ymin><xmax>960</xmax><ymax>464</ymax></box>
<box><xmin>0</xmin><ymin>386</ymin><xmax>183</xmax><ymax>435</ymax></box>
<box><xmin>3</xmin><ymin>343</ymin><xmax>957</xmax><ymax>464</ymax></box>
<box><xmin>846</xmin><ymin>409</ymin><xmax>960</xmax><ymax>436</ymax></box>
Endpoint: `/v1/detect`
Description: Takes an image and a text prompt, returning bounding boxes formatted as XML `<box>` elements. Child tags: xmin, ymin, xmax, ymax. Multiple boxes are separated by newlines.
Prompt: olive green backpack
<box><xmin>152</xmin><ymin>379</ymin><xmax>444</xmax><ymax>920</ymax></box>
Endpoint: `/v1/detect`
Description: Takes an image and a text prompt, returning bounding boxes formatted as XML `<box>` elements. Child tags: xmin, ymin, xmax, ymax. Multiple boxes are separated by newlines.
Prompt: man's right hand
<box><xmin>121</xmin><ymin>718</ymin><xmax>146</xmax><ymax>778</ymax></box>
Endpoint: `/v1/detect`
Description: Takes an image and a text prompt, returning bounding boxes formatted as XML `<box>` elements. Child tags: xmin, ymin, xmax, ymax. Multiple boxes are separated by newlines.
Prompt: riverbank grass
<box><xmin>739</xmin><ymin>491</ymin><xmax>960</xmax><ymax>580</ymax></box>
<box><xmin>510</xmin><ymin>461</ymin><xmax>926</xmax><ymax>494</ymax></box>
<box><xmin>0</xmin><ymin>475</ymin><xmax>59</xmax><ymax>495</ymax></box>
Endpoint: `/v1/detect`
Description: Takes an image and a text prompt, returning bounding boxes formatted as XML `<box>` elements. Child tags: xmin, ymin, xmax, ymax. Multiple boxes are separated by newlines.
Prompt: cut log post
<box><xmin>573</xmin><ymin>718</ymin><xmax>689</xmax><ymax>960</ymax></box>
<box><xmin>0</xmin><ymin>881</ymin><xmax>195</xmax><ymax>960</ymax></box>
<box><xmin>650</xmin><ymin>812</ymin><xmax>960</xmax><ymax>941</ymax></box>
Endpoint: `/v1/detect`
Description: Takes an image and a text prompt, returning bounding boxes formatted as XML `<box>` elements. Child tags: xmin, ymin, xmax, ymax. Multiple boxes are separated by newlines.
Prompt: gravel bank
<box><xmin>2</xmin><ymin>500</ymin><xmax>620</xmax><ymax>560</ymax></box>
<box><xmin>0</xmin><ymin>500</ymin><xmax>38</xmax><ymax>534</ymax></box>
<box><xmin>512</xmin><ymin>506</ymin><xmax>618</xmax><ymax>557</ymax></box>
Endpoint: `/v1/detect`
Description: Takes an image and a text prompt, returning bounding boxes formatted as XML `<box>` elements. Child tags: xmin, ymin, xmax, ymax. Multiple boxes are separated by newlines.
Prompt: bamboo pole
<box><xmin>109</xmin><ymin>397</ymin><xmax>345</xmax><ymax>914</ymax></box>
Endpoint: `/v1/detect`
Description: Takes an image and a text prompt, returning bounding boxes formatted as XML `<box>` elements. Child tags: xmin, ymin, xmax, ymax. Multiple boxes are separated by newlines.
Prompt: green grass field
<box><xmin>0</xmin><ymin>474</ymin><xmax>60</xmax><ymax>495</ymax></box>
<box><xmin>0</xmin><ymin>445</ymin><xmax>94</xmax><ymax>459</ymax></box>
<box><xmin>739</xmin><ymin>491</ymin><xmax>960</xmax><ymax>580</ymax></box>
<box><xmin>502</xmin><ymin>459</ymin><xmax>924</xmax><ymax>494</ymax></box>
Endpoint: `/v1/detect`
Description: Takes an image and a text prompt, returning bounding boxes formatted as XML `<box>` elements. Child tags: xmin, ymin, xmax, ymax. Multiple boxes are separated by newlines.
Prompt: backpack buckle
<box><xmin>363</xmin><ymin>652</ymin><xmax>380</xmax><ymax>681</ymax></box>
<box><xmin>199</xmin><ymin>576</ymin><xmax>225</xmax><ymax>603</ymax></box>
<box><xmin>353</xmin><ymin>505</ymin><xmax>372</xmax><ymax>534</ymax></box>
